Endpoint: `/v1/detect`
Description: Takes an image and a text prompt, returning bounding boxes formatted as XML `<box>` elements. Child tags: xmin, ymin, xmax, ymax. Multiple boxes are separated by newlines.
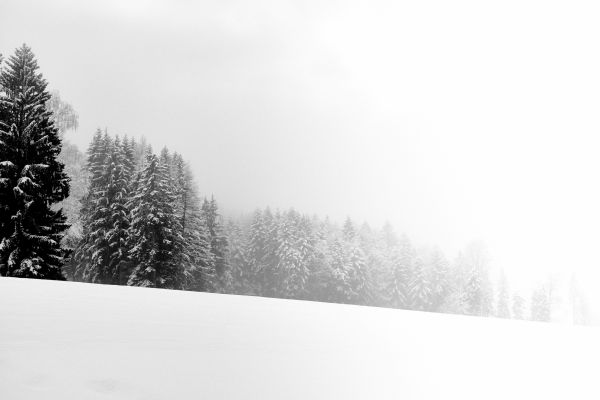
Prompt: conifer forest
<box><xmin>0</xmin><ymin>44</ymin><xmax>590</xmax><ymax>324</ymax></box>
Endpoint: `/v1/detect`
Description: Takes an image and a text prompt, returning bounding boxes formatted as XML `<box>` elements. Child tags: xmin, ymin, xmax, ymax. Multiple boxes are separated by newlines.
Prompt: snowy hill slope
<box><xmin>0</xmin><ymin>278</ymin><xmax>598</xmax><ymax>400</ymax></box>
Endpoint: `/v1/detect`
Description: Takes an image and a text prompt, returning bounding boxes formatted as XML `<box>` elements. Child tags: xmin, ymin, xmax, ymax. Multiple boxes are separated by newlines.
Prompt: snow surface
<box><xmin>1</xmin><ymin>278</ymin><xmax>598</xmax><ymax>400</ymax></box>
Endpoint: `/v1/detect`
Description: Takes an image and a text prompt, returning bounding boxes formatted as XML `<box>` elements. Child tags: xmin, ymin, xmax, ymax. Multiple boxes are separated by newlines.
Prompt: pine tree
<box><xmin>247</xmin><ymin>208</ymin><xmax>280</xmax><ymax>296</ymax></box>
<box><xmin>276</xmin><ymin>210</ymin><xmax>312</xmax><ymax>299</ymax></box>
<box><xmin>511</xmin><ymin>292</ymin><xmax>525</xmax><ymax>320</ymax></box>
<box><xmin>121</xmin><ymin>135</ymin><xmax>136</xmax><ymax>179</ymax></box>
<box><xmin>496</xmin><ymin>269</ymin><xmax>511</xmax><ymax>319</ymax></box>
<box><xmin>408</xmin><ymin>256</ymin><xmax>430</xmax><ymax>311</ymax></box>
<box><xmin>342</xmin><ymin>217</ymin><xmax>355</xmax><ymax>241</ymax></box>
<box><xmin>388</xmin><ymin>235</ymin><xmax>414</xmax><ymax>308</ymax></box>
<box><xmin>0</xmin><ymin>45</ymin><xmax>70</xmax><ymax>279</ymax></box>
<box><xmin>172</xmin><ymin>157</ymin><xmax>216</xmax><ymax>292</ymax></box>
<box><xmin>328</xmin><ymin>238</ymin><xmax>352</xmax><ymax>303</ymax></box>
<box><xmin>223</xmin><ymin>218</ymin><xmax>249</xmax><ymax>294</ymax></box>
<box><xmin>73</xmin><ymin>133</ymin><xmax>115</xmax><ymax>283</ymax></box>
<box><xmin>71</xmin><ymin>130</ymin><xmax>107</xmax><ymax>277</ymax></box>
<box><xmin>127</xmin><ymin>152</ymin><xmax>183</xmax><ymax>288</ymax></box>
<box><xmin>427</xmin><ymin>248</ymin><xmax>449</xmax><ymax>312</ymax></box>
<box><xmin>530</xmin><ymin>285</ymin><xmax>551</xmax><ymax>322</ymax></box>
<box><xmin>202</xmin><ymin>196</ymin><xmax>229</xmax><ymax>291</ymax></box>
<box><xmin>346</xmin><ymin>242</ymin><xmax>370</xmax><ymax>305</ymax></box>
<box><xmin>461</xmin><ymin>242</ymin><xmax>493</xmax><ymax>317</ymax></box>
<box><xmin>104</xmin><ymin>137</ymin><xmax>131</xmax><ymax>284</ymax></box>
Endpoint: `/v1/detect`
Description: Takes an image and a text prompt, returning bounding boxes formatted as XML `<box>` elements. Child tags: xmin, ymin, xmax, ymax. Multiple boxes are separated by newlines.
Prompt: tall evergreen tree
<box><xmin>172</xmin><ymin>156</ymin><xmax>216</xmax><ymax>292</ymax></box>
<box><xmin>247</xmin><ymin>208</ymin><xmax>280</xmax><ymax>296</ymax></box>
<box><xmin>460</xmin><ymin>242</ymin><xmax>493</xmax><ymax>317</ymax></box>
<box><xmin>73</xmin><ymin>133</ymin><xmax>115</xmax><ymax>282</ymax></box>
<box><xmin>408</xmin><ymin>256</ymin><xmax>430</xmax><ymax>311</ymax></box>
<box><xmin>223</xmin><ymin>218</ymin><xmax>250</xmax><ymax>294</ymax></box>
<box><xmin>104</xmin><ymin>137</ymin><xmax>131</xmax><ymax>284</ymax></box>
<box><xmin>276</xmin><ymin>210</ymin><xmax>312</xmax><ymax>299</ymax></box>
<box><xmin>127</xmin><ymin>152</ymin><xmax>183</xmax><ymax>288</ymax></box>
<box><xmin>346</xmin><ymin>242</ymin><xmax>370</xmax><ymax>305</ymax></box>
<box><xmin>202</xmin><ymin>196</ymin><xmax>229</xmax><ymax>291</ymax></box>
<box><xmin>0</xmin><ymin>45</ymin><xmax>70</xmax><ymax>279</ymax></box>
<box><xmin>427</xmin><ymin>248</ymin><xmax>450</xmax><ymax>312</ymax></box>
<box><xmin>388</xmin><ymin>235</ymin><xmax>414</xmax><ymax>308</ymax></box>
<box><xmin>328</xmin><ymin>238</ymin><xmax>352</xmax><ymax>303</ymax></box>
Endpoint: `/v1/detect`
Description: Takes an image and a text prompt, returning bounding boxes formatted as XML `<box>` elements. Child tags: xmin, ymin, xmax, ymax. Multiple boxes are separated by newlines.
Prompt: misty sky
<box><xmin>2</xmin><ymin>0</ymin><xmax>600</xmax><ymax>306</ymax></box>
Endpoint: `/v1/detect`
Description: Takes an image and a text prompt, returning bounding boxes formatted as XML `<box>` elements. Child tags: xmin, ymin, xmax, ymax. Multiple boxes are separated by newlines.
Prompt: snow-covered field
<box><xmin>0</xmin><ymin>278</ymin><xmax>598</xmax><ymax>399</ymax></box>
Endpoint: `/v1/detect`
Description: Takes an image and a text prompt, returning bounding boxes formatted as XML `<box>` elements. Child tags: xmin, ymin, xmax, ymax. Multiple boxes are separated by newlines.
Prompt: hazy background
<box><xmin>1</xmin><ymin>0</ymin><xmax>599</xmax><ymax>317</ymax></box>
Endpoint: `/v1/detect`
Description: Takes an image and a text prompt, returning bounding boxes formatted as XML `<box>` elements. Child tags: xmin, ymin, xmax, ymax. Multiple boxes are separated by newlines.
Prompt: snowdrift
<box><xmin>0</xmin><ymin>277</ymin><xmax>598</xmax><ymax>399</ymax></box>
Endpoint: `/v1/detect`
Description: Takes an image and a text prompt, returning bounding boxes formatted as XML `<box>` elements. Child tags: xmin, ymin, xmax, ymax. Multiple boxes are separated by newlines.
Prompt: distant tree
<box><xmin>346</xmin><ymin>242</ymin><xmax>371</xmax><ymax>305</ymax></box>
<box><xmin>172</xmin><ymin>156</ymin><xmax>215</xmax><ymax>292</ymax></box>
<box><xmin>47</xmin><ymin>90</ymin><xmax>78</xmax><ymax>138</ymax></box>
<box><xmin>530</xmin><ymin>285</ymin><xmax>551</xmax><ymax>322</ymax></box>
<box><xmin>511</xmin><ymin>292</ymin><xmax>525</xmax><ymax>320</ymax></box>
<box><xmin>569</xmin><ymin>273</ymin><xmax>589</xmax><ymax>325</ymax></box>
<box><xmin>342</xmin><ymin>217</ymin><xmax>355</xmax><ymax>241</ymax></box>
<box><xmin>121</xmin><ymin>135</ymin><xmax>136</xmax><ymax>178</ymax></box>
<box><xmin>409</xmin><ymin>256</ymin><xmax>430</xmax><ymax>311</ymax></box>
<box><xmin>0</xmin><ymin>45</ymin><xmax>70</xmax><ymax>279</ymax></box>
<box><xmin>427</xmin><ymin>248</ymin><xmax>450</xmax><ymax>312</ymax></box>
<box><xmin>202</xmin><ymin>196</ymin><xmax>229</xmax><ymax>291</ymax></box>
<box><xmin>223</xmin><ymin>218</ymin><xmax>249</xmax><ymax>294</ymax></box>
<box><xmin>388</xmin><ymin>235</ymin><xmax>414</xmax><ymax>309</ymax></box>
<box><xmin>460</xmin><ymin>242</ymin><xmax>493</xmax><ymax>317</ymax></box>
<box><xmin>380</xmin><ymin>221</ymin><xmax>398</xmax><ymax>248</ymax></box>
<box><xmin>49</xmin><ymin>92</ymin><xmax>84</xmax><ymax>279</ymax></box>
<box><xmin>276</xmin><ymin>210</ymin><xmax>312</xmax><ymax>299</ymax></box>
<box><xmin>328</xmin><ymin>238</ymin><xmax>352</xmax><ymax>303</ymax></box>
<box><xmin>496</xmin><ymin>269</ymin><xmax>511</xmax><ymax>319</ymax></box>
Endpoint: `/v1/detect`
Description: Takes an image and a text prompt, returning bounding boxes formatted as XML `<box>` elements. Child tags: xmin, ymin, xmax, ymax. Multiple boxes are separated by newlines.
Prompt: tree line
<box><xmin>1</xmin><ymin>44</ymin><xmax>586</xmax><ymax>323</ymax></box>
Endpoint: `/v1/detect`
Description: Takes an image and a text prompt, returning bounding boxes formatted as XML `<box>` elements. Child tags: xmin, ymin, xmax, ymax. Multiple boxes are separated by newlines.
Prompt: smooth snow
<box><xmin>0</xmin><ymin>277</ymin><xmax>598</xmax><ymax>399</ymax></box>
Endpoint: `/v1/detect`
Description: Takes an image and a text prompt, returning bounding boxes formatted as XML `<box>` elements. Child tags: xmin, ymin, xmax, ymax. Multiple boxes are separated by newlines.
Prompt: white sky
<box><xmin>2</xmin><ymin>0</ymin><xmax>600</xmax><ymax>308</ymax></box>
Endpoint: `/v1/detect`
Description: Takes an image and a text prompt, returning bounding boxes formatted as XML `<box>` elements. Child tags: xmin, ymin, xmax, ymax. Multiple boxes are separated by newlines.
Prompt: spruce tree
<box><xmin>346</xmin><ymin>242</ymin><xmax>370</xmax><ymax>305</ymax></box>
<box><xmin>0</xmin><ymin>45</ymin><xmax>70</xmax><ymax>279</ymax></box>
<box><xmin>247</xmin><ymin>208</ymin><xmax>278</xmax><ymax>295</ymax></box>
<box><xmin>530</xmin><ymin>285</ymin><xmax>551</xmax><ymax>322</ymax></box>
<box><xmin>328</xmin><ymin>238</ymin><xmax>351</xmax><ymax>303</ymax></box>
<box><xmin>496</xmin><ymin>269</ymin><xmax>511</xmax><ymax>318</ymax></box>
<box><xmin>72</xmin><ymin>130</ymin><xmax>106</xmax><ymax>280</ymax></box>
<box><xmin>408</xmin><ymin>256</ymin><xmax>430</xmax><ymax>311</ymax></box>
<box><xmin>224</xmin><ymin>218</ymin><xmax>250</xmax><ymax>294</ymax></box>
<box><xmin>173</xmin><ymin>157</ymin><xmax>216</xmax><ymax>292</ymax></box>
<box><xmin>127</xmin><ymin>152</ymin><xmax>183</xmax><ymax>288</ymax></box>
<box><xmin>121</xmin><ymin>135</ymin><xmax>136</xmax><ymax>179</ymax></box>
<box><xmin>276</xmin><ymin>210</ymin><xmax>311</xmax><ymax>299</ymax></box>
<box><xmin>202</xmin><ymin>196</ymin><xmax>229</xmax><ymax>291</ymax></box>
<box><xmin>428</xmin><ymin>248</ymin><xmax>450</xmax><ymax>312</ymax></box>
<box><xmin>388</xmin><ymin>235</ymin><xmax>414</xmax><ymax>308</ymax></box>
<box><xmin>74</xmin><ymin>133</ymin><xmax>116</xmax><ymax>283</ymax></box>
<box><xmin>104</xmin><ymin>137</ymin><xmax>131</xmax><ymax>284</ymax></box>
<box><xmin>511</xmin><ymin>292</ymin><xmax>525</xmax><ymax>320</ymax></box>
<box><xmin>342</xmin><ymin>217</ymin><xmax>355</xmax><ymax>241</ymax></box>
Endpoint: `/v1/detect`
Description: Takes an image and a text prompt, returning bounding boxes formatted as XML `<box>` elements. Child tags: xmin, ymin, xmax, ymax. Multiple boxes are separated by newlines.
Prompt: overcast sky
<box><xmin>2</xmin><ymin>0</ymin><xmax>600</xmax><ymax>307</ymax></box>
